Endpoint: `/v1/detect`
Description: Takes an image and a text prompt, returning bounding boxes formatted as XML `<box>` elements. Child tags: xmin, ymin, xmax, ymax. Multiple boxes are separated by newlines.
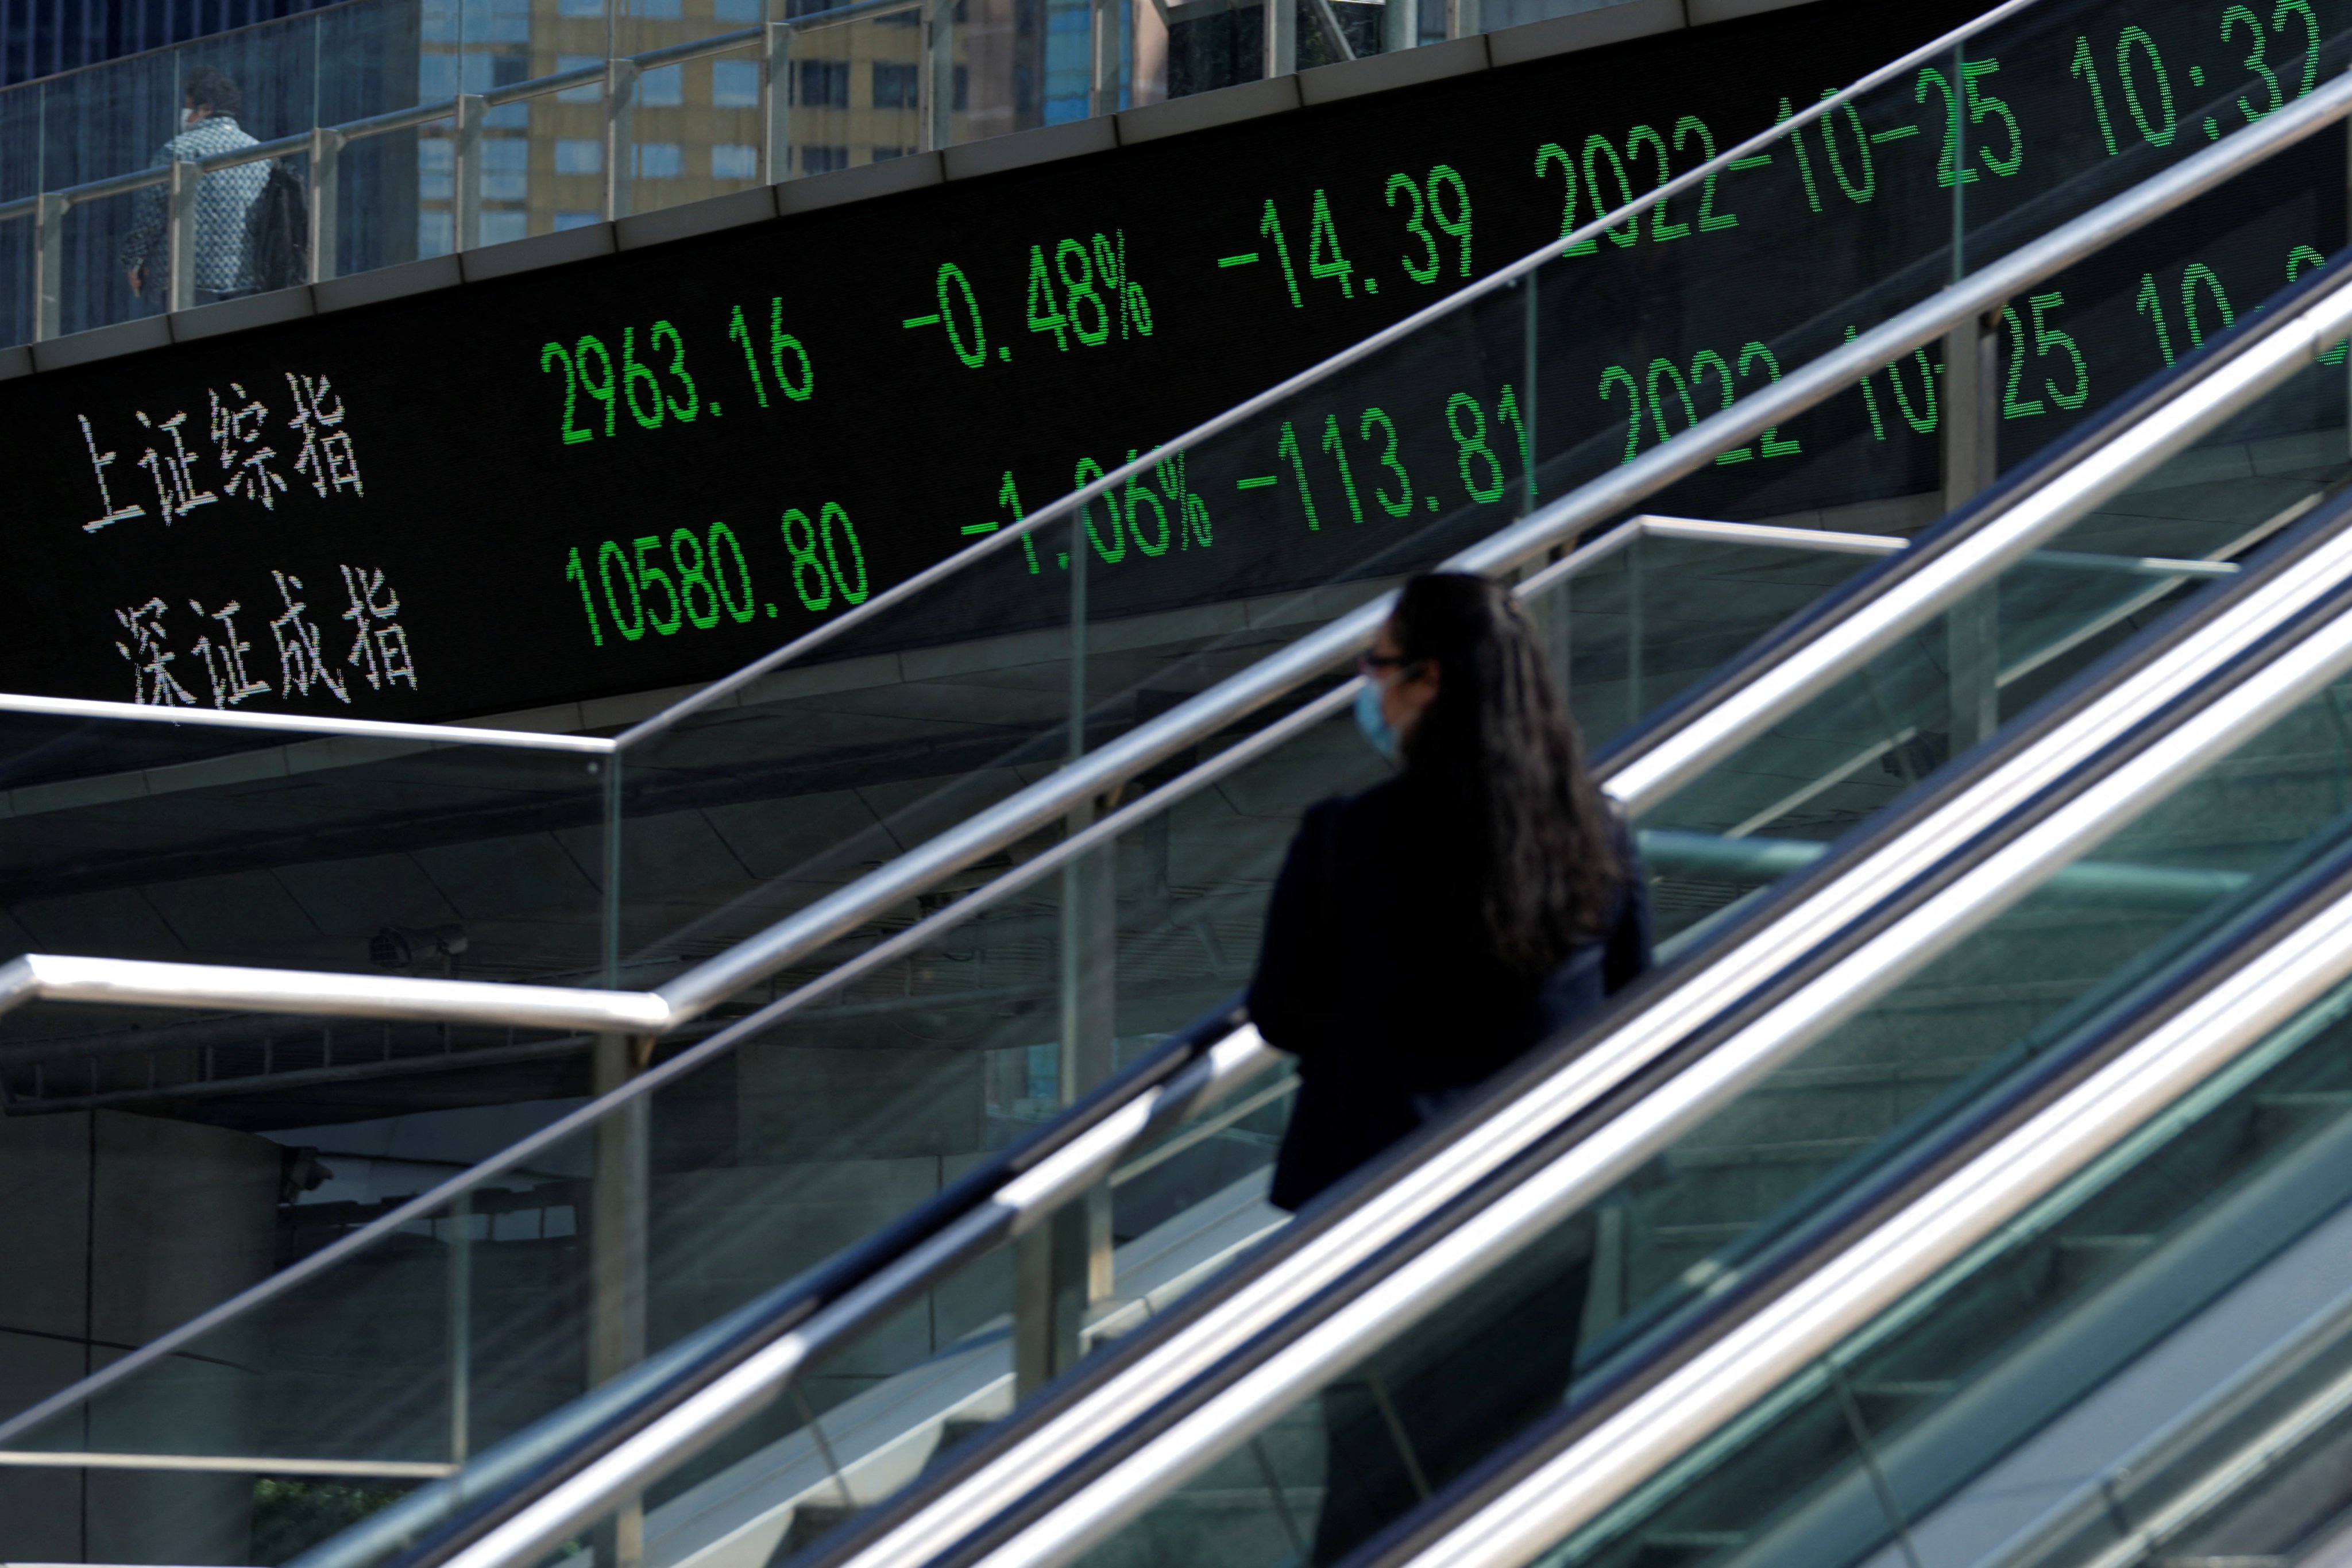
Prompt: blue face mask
<box><xmin>1354</xmin><ymin>681</ymin><xmax>1399</xmax><ymax>762</ymax></box>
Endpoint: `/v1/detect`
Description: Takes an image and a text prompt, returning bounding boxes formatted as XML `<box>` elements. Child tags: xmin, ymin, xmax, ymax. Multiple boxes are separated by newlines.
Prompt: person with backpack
<box><xmin>122</xmin><ymin>65</ymin><xmax>271</xmax><ymax>306</ymax></box>
<box><xmin>1245</xmin><ymin>570</ymin><xmax>1653</xmax><ymax>1562</ymax></box>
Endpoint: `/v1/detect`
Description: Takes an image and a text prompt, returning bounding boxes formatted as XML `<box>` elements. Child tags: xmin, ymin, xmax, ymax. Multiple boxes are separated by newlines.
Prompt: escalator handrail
<box><xmin>1374</xmin><ymin>766</ymin><xmax>2352</xmax><ymax>1568</ymax></box>
<box><xmin>786</xmin><ymin>475</ymin><xmax>2352</xmax><ymax>1568</ymax></box>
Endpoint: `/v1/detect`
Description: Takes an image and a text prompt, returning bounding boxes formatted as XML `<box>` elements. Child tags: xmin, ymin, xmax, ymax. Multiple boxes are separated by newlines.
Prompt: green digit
<box><xmin>671</xmin><ymin>527</ymin><xmax>721</xmax><ymax>629</ymax></box>
<box><xmin>727</xmin><ymin>304</ymin><xmax>769</xmax><ymax>408</ymax></box>
<box><xmin>1600</xmin><ymin>364</ymin><xmax>1643</xmax><ymax>465</ymax></box>
<box><xmin>1738</xmin><ymin>343</ymin><xmax>1801</xmax><ymax>458</ymax></box>
<box><xmin>1075</xmin><ymin>457</ymin><xmax>1126</xmax><ymax>562</ymax></box>
<box><xmin>1389</xmin><ymin>172</ymin><xmax>1440</xmax><ymax>283</ymax></box>
<box><xmin>1624</xmin><ymin>129</ymin><xmax>1686</xmax><ymax>242</ymax></box>
<box><xmin>1307</xmin><ymin>190</ymin><xmax>1354</xmax><ymax>298</ymax></box>
<box><xmin>2182</xmin><ymin>263</ymin><xmax>2236</xmax><ymax>348</ymax></box>
<box><xmin>768</xmin><ymin>300</ymin><xmax>813</xmax><ymax>400</ymax></box>
<box><xmin>621</xmin><ymin>326</ymin><xmax>665</xmax><ymax>429</ymax></box>
<box><xmin>1320</xmin><ymin>414</ymin><xmax>1364</xmax><ymax>526</ymax></box>
<box><xmin>1124</xmin><ymin>449</ymin><xmax>1172</xmax><ymax>554</ymax></box>
<box><xmin>1059</xmin><ymin>238</ymin><xmax>1111</xmax><ymax>345</ymax></box>
<box><xmin>652</xmin><ymin>320</ymin><xmax>698</xmax><ymax>422</ymax></box>
<box><xmin>1673</xmin><ymin>118</ymin><xmax>1738</xmax><ymax>233</ymax></box>
<box><xmin>598</xmin><ymin>539</ymin><xmax>644</xmax><ymax>640</ymax></box>
<box><xmin>708</xmin><ymin>521</ymin><xmax>757</xmax><ymax>623</ymax></box>
<box><xmin>1447</xmin><ymin>393</ymin><xmax>1505</xmax><ymax>503</ymax></box>
<box><xmin>1427</xmin><ymin>165</ymin><xmax>1473</xmax><ymax>275</ymax></box>
<box><xmin>1582</xmin><ymin>134</ymin><xmax>1639</xmax><ymax>246</ymax></box>
<box><xmin>2137</xmin><ymin>271</ymin><xmax>2178</xmax><ymax>366</ymax></box>
<box><xmin>1361</xmin><ymin>407</ymin><xmax>1412</xmax><ymax>516</ymax></box>
<box><xmin>782</xmin><ymin>508</ymin><xmax>834</xmax><ymax>612</ymax></box>
<box><xmin>564</xmin><ymin>545</ymin><xmax>603</xmax><ymax>644</ymax></box>
<box><xmin>1534</xmin><ymin>142</ymin><xmax>1598</xmax><ymax>257</ymax></box>
<box><xmin>2072</xmin><ymin>36</ymin><xmax>2120</xmax><ymax>155</ymax></box>
<box><xmin>2000</xmin><ymin>306</ymin><xmax>2046</xmax><ymax>419</ymax></box>
<box><xmin>576</xmin><ymin>335</ymin><xmax>617</xmax><ymax>438</ymax></box>
<box><xmin>1260</xmin><ymin>200</ymin><xmax>1302</xmax><ymax>308</ymax></box>
<box><xmin>1277</xmin><ymin>420</ymin><xmax>1320</xmax><ymax>530</ymax></box>
<box><xmin>2118</xmin><ymin>28</ymin><xmax>2178</xmax><ymax>146</ymax></box>
<box><xmin>2291</xmin><ymin>245</ymin><xmax>2347</xmax><ymax>364</ymax></box>
<box><xmin>819</xmin><ymin>501</ymin><xmax>870</xmax><ymax>603</ymax></box>
<box><xmin>1643</xmin><ymin>360</ymin><xmax>1698</xmax><ymax>447</ymax></box>
<box><xmin>1692</xmin><ymin>350</ymin><xmax>1752</xmax><ymax>465</ymax></box>
<box><xmin>939</xmin><ymin>262</ymin><xmax>988</xmax><ymax>368</ymax></box>
<box><xmin>542</xmin><ymin>341</ymin><xmax>593</xmax><ymax>444</ymax></box>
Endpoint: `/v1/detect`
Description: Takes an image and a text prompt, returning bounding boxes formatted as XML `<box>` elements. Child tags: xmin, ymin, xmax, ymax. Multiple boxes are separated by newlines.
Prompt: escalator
<box><xmin>6</xmin><ymin>2</ymin><xmax>2352</xmax><ymax>1565</ymax></box>
<box><xmin>741</xmin><ymin>365</ymin><xmax>2352</xmax><ymax>1568</ymax></box>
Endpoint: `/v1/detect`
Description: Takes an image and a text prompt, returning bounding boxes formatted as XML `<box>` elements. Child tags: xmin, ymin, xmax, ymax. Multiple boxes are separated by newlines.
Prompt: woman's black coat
<box><xmin>1246</xmin><ymin>778</ymin><xmax>1653</xmax><ymax>1211</ymax></box>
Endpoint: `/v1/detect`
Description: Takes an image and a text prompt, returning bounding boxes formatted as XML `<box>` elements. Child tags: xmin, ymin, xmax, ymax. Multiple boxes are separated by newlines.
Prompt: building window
<box><xmin>556</xmin><ymin>138</ymin><xmax>604</xmax><ymax>175</ymax></box>
<box><xmin>419</xmin><ymin>211</ymin><xmax>455</xmax><ymax>256</ymax></box>
<box><xmin>558</xmin><ymin>0</ymin><xmax>603</xmax><ymax>17</ymax></box>
<box><xmin>555</xmin><ymin>210</ymin><xmax>603</xmax><ymax>230</ymax></box>
<box><xmin>481</xmin><ymin>210</ymin><xmax>529</xmax><ymax>245</ymax></box>
<box><xmin>872</xmin><ymin>60</ymin><xmax>917</xmax><ymax>109</ymax></box>
<box><xmin>635</xmin><ymin>142</ymin><xmax>685</xmax><ymax>177</ymax></box>
<box><xmin>712</xmin><ymin>144</ymin><xmax>758</xmax><ymax>179</ymax></box>
<box><xmin>715</xmin><ymin>0</ymin><xmax>762</xmax><ymax>16</ymax></box>
<box><xmin>871</xmin><ymin>145</ymin><xmax>908</xmax><ymax>161</ymax></box>
<box><xmin>630</xmin><ymin>0</ymin><xmax>683</xmax><ymax>16</ymax></box>
<box><xmin>481</xmin><ymin>137</ymin><xmax>528</xmax><ymax>199</ymax></box>
<box><xmin>795</xmin><ymin>59</ymin><xmax>849</xmax><ymax>107</ymax></box>
<box><xmin>802</xmin><ymin>145</ymin><xmax>848</xmax><ymax>173</ymax></box>
<box><xmin>638</xmin><ymin>63</ymin><xmax>683</xmax><ymax>105</ymax></box>
<box><xmin>712</xmin><ymin>59</ymin><xmax>760</xmax><ymax>106</ymax></box>
<box><xmin>416</xmin><ymin>138</ymin><xmax>454</xmax><ymax>200</ymax></box>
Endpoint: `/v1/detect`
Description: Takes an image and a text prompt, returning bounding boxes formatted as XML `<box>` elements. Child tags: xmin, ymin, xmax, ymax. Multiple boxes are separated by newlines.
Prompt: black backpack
<box><xmin>246</xmin><ymin>159</ymin><xmax>310</xmax><ymax>292</ymax></box>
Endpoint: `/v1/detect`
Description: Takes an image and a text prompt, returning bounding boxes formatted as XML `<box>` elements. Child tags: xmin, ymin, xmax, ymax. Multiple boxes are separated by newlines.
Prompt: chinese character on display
<box><xmin>113</xmin><ymin>598</ymin><xmax>197</xmax><ymax>706</ymax></box>
<box><xmin>285</xmin><ymin>373</ymin><xmax>363</xmax><ymax>499</ymax></box>
<box><xmin>188</xmin><ymin>598</ymin><xmax>272</xmax><ymax>709</ymax></box>
<box><xmin>268</xmin><ymin>570</ymin><xmax>350</xmax><ymax>704</ymax></box>
<box><xmin>78</xmin><ymin>415</ymin><xmax>148</xmax><ymax>533</ymax></box>
<box><xmin>209</xmin><ymin>384</ymin><xmax>287</xmax><ymax>510</ymax></box>
<box><xmin>134</xmin><ymin>409</ymin><xmax>219</xmax><ymax>522</ymax></box>
<box><xmin>338</xmin><ymin>565</ymin><xmax>418</xmax><ymax>693</ymax></box>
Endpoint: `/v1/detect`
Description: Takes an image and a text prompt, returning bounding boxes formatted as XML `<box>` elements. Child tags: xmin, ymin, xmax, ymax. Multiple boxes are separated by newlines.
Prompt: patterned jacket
<box><xmin>119</xmin><ymin>115</ymin><xmax>269</xmax><ymax>294</ymax></box>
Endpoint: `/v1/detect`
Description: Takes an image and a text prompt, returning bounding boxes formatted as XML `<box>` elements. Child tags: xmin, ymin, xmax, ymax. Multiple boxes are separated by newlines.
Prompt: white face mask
<box><xmin>181</xmin><ymin>106</ymin><xmax>203</xmax><ymax>129</ymax></box>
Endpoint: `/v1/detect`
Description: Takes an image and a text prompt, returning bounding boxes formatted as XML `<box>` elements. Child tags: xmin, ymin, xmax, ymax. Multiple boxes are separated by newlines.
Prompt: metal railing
<box><xmin>0</xmin><ymin>0</ymin><xmax>959</xmax><ymax>341</ymax></box>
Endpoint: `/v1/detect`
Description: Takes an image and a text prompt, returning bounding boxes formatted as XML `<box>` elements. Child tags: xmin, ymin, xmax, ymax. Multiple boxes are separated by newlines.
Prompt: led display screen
<box><xmin>7</xmin><ymin>0</ymin><xmax>2341</xmax><ymax>723</ymax></box>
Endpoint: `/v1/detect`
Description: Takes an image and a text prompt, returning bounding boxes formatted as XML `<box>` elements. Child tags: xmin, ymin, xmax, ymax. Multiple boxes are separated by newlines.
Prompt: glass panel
<box><xmin>1060</xmin><ymin>648</ymin><xmax>2352</xmax><ymax>1568</ymax></box>
<box><xmin>0</xmin><ymin>710</ymin><xmax>611</xmax><ymax>982</ymax></box>
<box><xmin>1536</xmin><ymin>928</ymin><xmax>2352</xmax><ymax>1568</ymax></box>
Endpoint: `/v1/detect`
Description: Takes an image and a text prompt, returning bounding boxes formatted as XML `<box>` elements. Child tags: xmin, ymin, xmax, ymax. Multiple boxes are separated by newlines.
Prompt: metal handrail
<box><xmin>1393</xmin><ymin>835</ymin><xmax>2352</xmax><ymax>1568</ymax></box>
<box><xmin>0</xmin><ymin>689</ymin><xmax>617</xmax><ymax>752</ymax></box>
<box><xmin>807</xmin><ymin>454</ymin><xmax>2352</xmax><ymax>1568</ymax></box>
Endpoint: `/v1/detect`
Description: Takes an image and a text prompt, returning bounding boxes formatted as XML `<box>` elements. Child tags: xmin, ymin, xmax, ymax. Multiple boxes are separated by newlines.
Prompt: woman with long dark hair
<box><xmin>1246</xmin><ymin>571</ymin><xmax>1652</xmax><ymax>1562</ymax></box>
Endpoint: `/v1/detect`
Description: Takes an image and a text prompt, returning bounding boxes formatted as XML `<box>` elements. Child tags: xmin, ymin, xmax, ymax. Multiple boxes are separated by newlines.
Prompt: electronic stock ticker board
<box><xmin>7</xmin><ymin>0</ymin><xmax>2346</xmax><ymax>725</ymax></box>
